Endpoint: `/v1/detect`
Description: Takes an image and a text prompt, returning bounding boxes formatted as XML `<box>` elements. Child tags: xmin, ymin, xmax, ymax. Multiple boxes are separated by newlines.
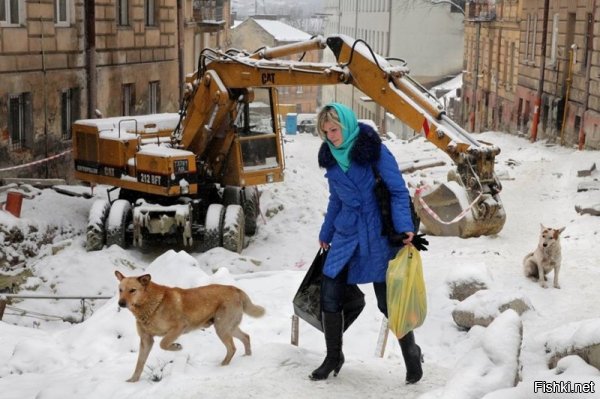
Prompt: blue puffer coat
<box><xmin>318</xmin><ymin>123</ymin><xmax>414</xmax><ymax>284</ymax></box>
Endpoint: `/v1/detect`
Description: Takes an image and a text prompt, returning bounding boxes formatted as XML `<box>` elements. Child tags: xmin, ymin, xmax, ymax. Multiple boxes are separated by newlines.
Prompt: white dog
<box><xmin>523</xmin><ymin>224</ymin><xmax>565</xmax><ymax>288</ymax></box>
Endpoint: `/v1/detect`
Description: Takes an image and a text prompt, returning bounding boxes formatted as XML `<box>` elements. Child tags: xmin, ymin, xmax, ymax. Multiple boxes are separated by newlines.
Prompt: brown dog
<box><xmin>115</xmin><ymin>270</ymin><xmax>265</xmax><ymax>382</ymax></box>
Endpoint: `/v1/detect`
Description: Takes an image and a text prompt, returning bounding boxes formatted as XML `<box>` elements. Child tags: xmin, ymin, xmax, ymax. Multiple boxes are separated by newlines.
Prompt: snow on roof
<box><xmin>252</xmin><ymin>19</ymin><xmax>311</xmax><ymax>42</ymax></box>
<box><xmin>76</xmin><ymin>113</ymin><xmax>180</xmax><ymax>140</ymax></box>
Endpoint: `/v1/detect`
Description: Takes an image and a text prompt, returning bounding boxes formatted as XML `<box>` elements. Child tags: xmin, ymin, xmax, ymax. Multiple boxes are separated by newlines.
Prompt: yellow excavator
<box><xmin>72</xmin><ymin>34</ymin><xmax>506</xmax><ymax>253</ymax></box>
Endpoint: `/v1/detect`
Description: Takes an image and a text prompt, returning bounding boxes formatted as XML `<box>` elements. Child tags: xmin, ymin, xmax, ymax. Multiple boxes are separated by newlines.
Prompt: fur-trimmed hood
<box><xmin>318</xmin><ymin>122</ymin><xmax>382</xmax><ymax>168</ymax></box>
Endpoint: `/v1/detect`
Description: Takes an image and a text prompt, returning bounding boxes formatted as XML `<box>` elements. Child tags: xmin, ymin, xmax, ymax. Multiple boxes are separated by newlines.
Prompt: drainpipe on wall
<box><xmin>177</xmin><ymin>0</ymin><xmax>184</xmax><ymax>103</ymax></box>
<box><xmin>495</xmin><ymin>28</ymin><xmax>501</xmax><ymax>129</ymax></box>
<box><xmin>40</xmin><ymin>13</ymin><xmax>49</xmax><ymax>178</ymax></box>
<box><xmin>579</xmin><ymin>0</ymin><xmax>595</xmax><ymax>150</ymax></box>
<box><xmin>84</xmin><ymin>1</ymin><xmax>97</xmax><ymax>118</ymax></box>
<box><xmin>530</xmin><ymin>0</ymin><xmax>549</xmax><ymax>142</ymax></box>
<box><xmin>560</xmin><ymin>45</ymin><xmax>575</xmax><ymax>146</ymax></box>
<box><xmin>471</xmin><ymin>20</ymin><xmax>481</xmax><ymax>132</ymax></box>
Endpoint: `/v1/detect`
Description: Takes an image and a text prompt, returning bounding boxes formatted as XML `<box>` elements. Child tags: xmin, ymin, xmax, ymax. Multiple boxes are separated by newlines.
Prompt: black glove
<box><xmin>411</xmin><ymin>233</ymin><xmax>429</xmax><ymax>252</ymax></box>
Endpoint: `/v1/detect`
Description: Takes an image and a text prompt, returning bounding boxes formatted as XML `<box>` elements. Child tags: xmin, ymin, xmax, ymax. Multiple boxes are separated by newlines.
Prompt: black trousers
<box><xmin>321</xmin><ymin>266</ymin><xmax>388</xmax><ymax>317</ymax></box>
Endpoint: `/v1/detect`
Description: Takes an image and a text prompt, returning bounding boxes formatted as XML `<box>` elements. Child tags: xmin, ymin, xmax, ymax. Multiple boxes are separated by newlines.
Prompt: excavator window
<box><xmin>235</xmin><ymin>88</ymin><xmax>279</xmax><ymax>171</ymax></box>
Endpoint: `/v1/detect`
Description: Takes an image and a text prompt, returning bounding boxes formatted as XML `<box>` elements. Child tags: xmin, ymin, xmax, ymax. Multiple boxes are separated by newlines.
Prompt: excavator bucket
<box><xmin>414</xmin><ymin>181</ymin><xmax>506</xmax><ymax>238</ymax></box>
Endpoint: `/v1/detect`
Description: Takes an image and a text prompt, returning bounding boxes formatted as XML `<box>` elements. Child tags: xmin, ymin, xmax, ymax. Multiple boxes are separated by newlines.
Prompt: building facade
<box><xmin>322</xmin><ymin>0</ymin><xmax>465</xmax><ymax>136</ymax></box>
<box><xmin>462</xmin><ymin>0</ymin><xmax>521</xmax><ymax>133</ymax></box>
<box><xmin>231</xmin><ymin>18</ymin><xmax>321</xmax><ymax>113</ymax></box>
<box><xmin>518</xmin><ymin>0</ymin><xmax>600</xmax><ymax>149</ymax></box>
<box><xmin>463</xmin><ymin>0</ymin><xmax>600</xmax><ymax>149</ymax></box>
<box><xmin>0</xmin><ymin>0</ymin><xmax>230</xmax><ymax>179</ymax></box>
<box><xmin>185</xmin><ymin>0</ymin><xmax>232</xmax><ymax>74</ymax></box>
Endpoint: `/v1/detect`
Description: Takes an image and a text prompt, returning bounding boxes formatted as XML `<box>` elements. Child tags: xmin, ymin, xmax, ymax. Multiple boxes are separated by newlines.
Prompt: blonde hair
<box><xmin>317</xmin><ymin>106</ymin><xmax>342</xmax><ymax>141</ymax></box>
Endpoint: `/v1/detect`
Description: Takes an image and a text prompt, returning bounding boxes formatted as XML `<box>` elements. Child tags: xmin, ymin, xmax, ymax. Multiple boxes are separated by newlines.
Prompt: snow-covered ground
<box><xmin>1</xmin><ymin>130</ymin><xmax>600</xmax><ymax>399</ymax></box>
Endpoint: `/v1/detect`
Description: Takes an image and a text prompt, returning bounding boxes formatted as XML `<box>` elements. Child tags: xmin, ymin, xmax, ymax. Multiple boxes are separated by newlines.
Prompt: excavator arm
<box><xmin>323</xmin><ymin>35</ymin><xmax>505</xmax><ymax>237</ymax></box>
<box><xmin>174</xmin><ymin>34</ymin><xmax>505</xmax><ymax>237</ymax></box>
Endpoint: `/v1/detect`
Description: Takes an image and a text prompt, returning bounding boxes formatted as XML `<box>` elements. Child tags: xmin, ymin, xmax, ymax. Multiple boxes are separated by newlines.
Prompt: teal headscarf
<box><xmin>324</xmin><ymin>102</ymin><xmax>360</xmax><ymax>172</ymax></box>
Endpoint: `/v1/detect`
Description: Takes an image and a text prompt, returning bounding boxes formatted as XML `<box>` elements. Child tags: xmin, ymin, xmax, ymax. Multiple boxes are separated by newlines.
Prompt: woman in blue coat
<box><xmin>310</xmin><ymin>102</ymin><xmax>423</xmax><ymax>384</ymax></box>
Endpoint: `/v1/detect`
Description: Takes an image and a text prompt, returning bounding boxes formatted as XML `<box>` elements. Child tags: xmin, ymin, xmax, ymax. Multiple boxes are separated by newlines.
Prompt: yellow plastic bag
<box><xmin>386</xmin><ymin>245</ymin><xmax>427</xmax><ymax>338</ymax></box>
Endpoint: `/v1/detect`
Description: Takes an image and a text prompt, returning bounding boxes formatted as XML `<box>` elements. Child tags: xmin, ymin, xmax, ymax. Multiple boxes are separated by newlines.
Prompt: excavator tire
<box><xmin>243</xmin><ymin>186</ymin><xmax>259</xmax><ymax>236</ymax></box>
<box><xmin>223</xmin><ymin>205</ymin><xmax>245</xmax><ymax>253</ymax></box>
<box><xmin>223</xmin><ymin>186</ymin><xmax>242</xmax><ymax>206</ymax></box>
<box><xmin>106</xmin><ymin>200</ymin><xmax>133</xmax><ymax>249</ymax></box>
<box><xmin>203</xmin><ymin>203</ymin><xmax>224</xmax><ymax>251</ymax></box>
<box><xmin>86</xmin><ymin>199</ymin><xmax>111</xmax><ymax>251</ymax></box>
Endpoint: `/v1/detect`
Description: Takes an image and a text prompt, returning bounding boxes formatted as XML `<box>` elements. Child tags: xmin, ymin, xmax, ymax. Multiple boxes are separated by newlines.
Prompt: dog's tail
<box><xmin>240</xmin><ymin>290</ymin><xmax>266</xmax><ymax>318</ymax></box>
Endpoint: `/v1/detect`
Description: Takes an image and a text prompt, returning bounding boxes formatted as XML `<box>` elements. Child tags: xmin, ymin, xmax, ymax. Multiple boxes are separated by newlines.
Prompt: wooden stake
<box><xmin>375</xmin><ymin>318</ymin><xmax>390</xmax><ymax>358</ymax></box>
<box><xmin>291</xmin><ymin>314</ymin><xmax>299</xmax><ymax>346</ymax></box>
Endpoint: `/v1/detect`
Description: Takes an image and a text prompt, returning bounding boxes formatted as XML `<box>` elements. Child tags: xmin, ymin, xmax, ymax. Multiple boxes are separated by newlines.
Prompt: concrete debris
<box><xmin>577</xmin><ymin>162</ymin><xmax>597</xmax><ymax>177</ymax></box>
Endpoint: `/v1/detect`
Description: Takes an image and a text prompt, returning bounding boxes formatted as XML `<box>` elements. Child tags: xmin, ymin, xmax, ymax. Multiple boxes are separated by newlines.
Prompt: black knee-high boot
<box><xmin>309</xmin><ymin>312</ymin><xmax>345</xmax><ymax>381</ymax></box>
<box><xmin>399</xmin><ymin>331</ymin><xmax>423</xmax><ymax>384</ymax></box>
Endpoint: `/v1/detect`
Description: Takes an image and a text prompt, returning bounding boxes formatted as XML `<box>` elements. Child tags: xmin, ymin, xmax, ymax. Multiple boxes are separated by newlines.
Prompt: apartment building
<box><xmin>463</xmin><ymin>0</ymin><xmax>600</xmax><ymax>149</ymax></box>
<box><xmin>0</xmin><ymin>0</ymin><xmax>230</xmax><ymax>179</ymax></box>
<box><xmin>184</xmin><ymin>0</ymin><xmax>232</xmax><ymax>74</ymax></box>
<box><xmin>518</xmin><ymin>0</ymin><xmax>600</xmax><ymax>149</ymax></box>
<box><xmin>462</xmin><ymin>0</ymin><xmax>521</xmax><ymax>133</ymax></box>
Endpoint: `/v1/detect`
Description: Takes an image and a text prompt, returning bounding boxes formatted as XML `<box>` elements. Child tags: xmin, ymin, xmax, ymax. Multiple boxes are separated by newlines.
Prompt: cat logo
<box><xmin>261</xmin><ymin>73</ymin><xmax>275</xmax><ymax>85</ymax></box>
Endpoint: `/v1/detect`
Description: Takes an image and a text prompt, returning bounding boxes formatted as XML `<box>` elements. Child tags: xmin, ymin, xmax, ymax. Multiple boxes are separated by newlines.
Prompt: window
<box><xmin>61</xmin><ymin>87</ymin><xmax>80</xmax><ymax>140</ymax></box>
<box><xmin>55</xmin><ymin>0</ymin><xmax>69</xmax><ymax>25</ymax></box>
<box><xmin>117</xmin><ymin>0</ymin><xmax>129</xmax><ymax>26</ymax></box>
<box><xmin>296</xmin><ymin>86</ymin><xmax>303</xmax><ymax>94</ymax></box>
<box><xmin>1</xmin><ymin>0</ymin><xmax>23</xmax><ymax>25</ymax></box>
<box><xmin>145</xmin><ymin>0</ymin><xmax>156</xmax><ymax>26</ymax></box>
<box><xmin>8</xmin><ymin>92</ymin><xmax>33</xmax><ymax>150</ymax></box>
<box><xmin>509</xmin><ymin>42</ymin><xmax>515</xmax><ymax>87</ymax></box>
<box><xmin>148</xmin><ymin>81</ymin><xmax>160</xmax><ymax>113</ymax></box>
<box><xmin>122</xmin><ymin>83</ymin><xmax>136</xmax><ymax>116</ymax></box>
<box><xmin>525</xmin><ymin>13</ymin><xmax>537</xmax><ymax>62</ymax></box>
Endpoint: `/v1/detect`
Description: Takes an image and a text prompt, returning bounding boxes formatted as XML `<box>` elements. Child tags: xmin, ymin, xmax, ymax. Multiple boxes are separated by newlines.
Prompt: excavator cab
<box><xmin>204</xmin><ymin>87</ymin><xmax>285</xmax><ymax>188</ymax></box>
<box><xmin>234</xmin><ymin>89</ymin><xmax>285</xmax><ymax>185</ymax></box>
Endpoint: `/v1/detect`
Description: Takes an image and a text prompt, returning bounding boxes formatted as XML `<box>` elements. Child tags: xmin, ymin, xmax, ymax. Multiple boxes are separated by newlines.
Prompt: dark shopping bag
<box><xmin>293</xmin><ymin>248</ymin><xmax>366</xmax><ymax>332</ymax></box>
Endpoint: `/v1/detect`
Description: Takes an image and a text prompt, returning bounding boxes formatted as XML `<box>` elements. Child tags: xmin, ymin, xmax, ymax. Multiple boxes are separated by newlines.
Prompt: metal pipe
<box><xmin>40</xmin><ymin>10</ymin><xmax>48</xmax><ymax>178</ymax></box>
<box><xmin>530</xmin><ymin>0</ymin><xmax>550</xmax><ymax>142</ymax></box>
<box><xmin>177</xmin><ymin>0</ymin><xmax>184</xmax><ymax>103</ymax></box>
<box><xmin>471</xmin><ymin>20</ymin><xmax>481</xmax><ymax>132</ymax></box>
<box><xmin>252</xmin><ymin>36</ymin><xmax>326</xmax><ymax>60</ymax></box>
<box><xmin>84</xmin><ymin>1</ymin><xmax>97</xmax><ymax>118</ymax></box>
<box><xmin>579</xmin><ymin>1</ymin><xmax>595</xmax><ymax>150</ymax></box>
<box><xmin>1</xmin><ymin>294</ymin><xmax>112</xmax><ymax>300</ymax></box>
<box><xmin>560</xmin><ymin>46</ymin><xmax>574</xmax><ymax>146</ymax></box>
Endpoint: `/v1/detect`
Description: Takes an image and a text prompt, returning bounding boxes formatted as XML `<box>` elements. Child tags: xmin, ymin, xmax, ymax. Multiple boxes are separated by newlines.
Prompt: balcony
<box><xmin>467</xmin><ymin>1</ymin><xmax>497</xmax><ymax>22</ymax></box>
<box><xmin>193</xmin><ymin>1</ymin><xmax>226</xmax><ymax>31</ymax></box>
